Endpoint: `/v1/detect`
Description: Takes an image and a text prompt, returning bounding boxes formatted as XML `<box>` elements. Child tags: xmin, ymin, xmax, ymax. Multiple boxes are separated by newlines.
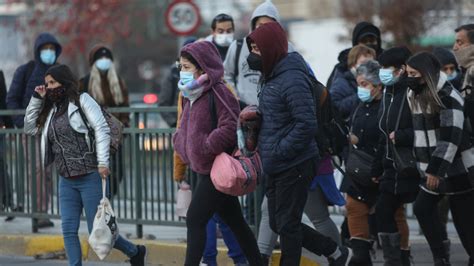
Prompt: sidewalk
<box><xmin>0</xmin><ymin>214</ymin><xmax>469</xmax><ymax>265</ymax></box>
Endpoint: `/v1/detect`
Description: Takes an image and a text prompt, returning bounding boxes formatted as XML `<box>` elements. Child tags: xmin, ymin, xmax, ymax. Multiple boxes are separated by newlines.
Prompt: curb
<box><xmin>0</xmin><ymin>234</ymin><xmax>320</xmax><ymax>265</ymax></box>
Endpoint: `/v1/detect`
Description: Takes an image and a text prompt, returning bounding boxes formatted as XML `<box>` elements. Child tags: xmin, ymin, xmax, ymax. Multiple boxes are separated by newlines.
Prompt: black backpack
<box><xmin>308</xmin><ymin>74</ymin><xmax>348</xmax><ymax>157</ymax></box>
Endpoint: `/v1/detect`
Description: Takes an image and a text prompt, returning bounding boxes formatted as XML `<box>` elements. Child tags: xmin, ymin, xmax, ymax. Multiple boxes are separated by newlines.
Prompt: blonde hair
<box><xmin>88</xmin><ymin>62</ymin><xmax>124</xmax><ymax>105</ymax></box>
<box><xmin>348</xmin><ymin>44</ymin><xmax>376</xmax><ymax>68</ymax></box>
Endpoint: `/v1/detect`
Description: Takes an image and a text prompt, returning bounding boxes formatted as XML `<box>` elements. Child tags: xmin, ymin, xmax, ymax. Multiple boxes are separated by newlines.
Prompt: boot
<box><xmin>379</xmin><ymin>232</ymin><xmax>402</xmax><ymax>266</ymax></box>
<box><xmin>443</xmin><ymin>239</ymin><xmax>451</xmax><ymax>262</ymax></box>
<box><xmin>348</xmin><ymin>238</ymin><xmax>372</xmax><ymax>266</ymax></box>
<box><xmin>401</xmin><ymin>249</ymin><xmax>412</xmax><ymax>266</ymax></box>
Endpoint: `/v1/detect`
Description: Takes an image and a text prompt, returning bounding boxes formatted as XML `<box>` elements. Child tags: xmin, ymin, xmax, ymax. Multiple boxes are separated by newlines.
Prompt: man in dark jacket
<box><xmin>5</xmin><ymin>32</ymin><xmax>61</xmax><ymax>229</ymax></box>
<box><xmin>327</xmin><ymin>21</ymin><xmax>383</xmax><ymax>89</ymax></box>
<box><xmin>246</xmin><ymin>22</ymin><xmax>351</xmax><ymax>266</ymax></box>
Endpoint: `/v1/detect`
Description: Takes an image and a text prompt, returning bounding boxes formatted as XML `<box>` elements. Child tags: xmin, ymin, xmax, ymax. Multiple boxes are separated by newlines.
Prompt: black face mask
<box><xmin>406</xmin><ymin>77</ymin><xmax>425</xmax><ymax>94</ymax></box>
<box><xmin>46</xmin><ymin>86</ymin><xmax>67</xmax><ymax>103</ymax></box>
<box><xmin>247</xmin><ymin>52</ymin><xmax>263</xmax><ymax>72</ymax></box>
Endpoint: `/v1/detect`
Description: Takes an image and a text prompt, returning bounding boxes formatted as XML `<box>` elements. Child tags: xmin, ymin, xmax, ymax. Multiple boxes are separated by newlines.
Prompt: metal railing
<box><xmin>0</xmin><ymin>107</ymin><xmax>261</xmax><ymax>237</ymax></box>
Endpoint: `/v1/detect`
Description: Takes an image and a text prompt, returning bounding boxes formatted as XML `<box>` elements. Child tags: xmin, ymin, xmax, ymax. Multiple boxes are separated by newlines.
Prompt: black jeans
<box><xmin>414</xmin><ymin>189</ymin><xmax>474</xmax><ymax>260</ymax></box>
<box><xmin>185</xmin><ymin>174</ymin><xmax>262</xmax><ymax>266</ymax></box>
<box><xmin>267</xmin><ymin>158</ymin><xmax>338</xmax><ymax>266</ymax></box>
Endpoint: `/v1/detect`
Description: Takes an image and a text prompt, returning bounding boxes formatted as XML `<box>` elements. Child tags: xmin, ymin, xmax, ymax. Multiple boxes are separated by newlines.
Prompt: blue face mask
<box><xmin>447</xmin><ymin>71</ymin><xmax>458</xmax><ymax>81</ymax></box>
<box><xmin>95</xmin><ymin>58</ymin><xmax>112</xmax><ymax>71</ymax></box>
<box><xmin>40</xmin><ymin>49</ymin><xmax>56</xmax><ymax>65</ymax></box>
<box><xmin>379</xmin><ymin>68</ymin><xmax>399</xmax><ymax>86</ymax></box>
<box><xmin>357</xmin><ymin>86</ymin><xmax>373</xmax><ymax>102</ymax></box>
<box><xmin>179</xmin><ymin>71</ymin><xmax>195</xmax><ymax>85</ymax></box>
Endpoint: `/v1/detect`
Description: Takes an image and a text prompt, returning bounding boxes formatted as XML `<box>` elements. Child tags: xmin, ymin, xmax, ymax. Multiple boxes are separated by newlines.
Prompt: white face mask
<box><xmin>214</xmin><ymin>33</ymin><xmax>234</xmax><ymax>47</ymax></box>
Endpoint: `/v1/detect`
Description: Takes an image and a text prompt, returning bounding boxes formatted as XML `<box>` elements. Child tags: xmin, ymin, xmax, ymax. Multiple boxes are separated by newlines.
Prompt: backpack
<box><xmin>76</xmin><ymin>94</ymin><xmax>124</xmax><ymax>155</ymax></box>
<box><xmin>232</xmin><ymin>39</ymin><xmax>244</xmax><ymax>87</ymax></box>
<box><xmin>308</xmin><ymin>74</ymin><xmax>348</xmax><ymax>157</ymax></box>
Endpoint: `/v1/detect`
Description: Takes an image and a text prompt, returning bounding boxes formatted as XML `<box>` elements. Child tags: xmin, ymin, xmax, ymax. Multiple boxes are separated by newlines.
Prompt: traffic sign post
<box><xmin>165</xmin><ymin>0</ymin><xmax>201</xmax><ymax>36</ymax></box>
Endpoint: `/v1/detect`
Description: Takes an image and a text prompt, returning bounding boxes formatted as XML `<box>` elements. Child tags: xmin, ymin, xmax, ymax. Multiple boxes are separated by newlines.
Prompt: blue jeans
<box><xmin>202</xmin><ymin>214</ymin><xmax>247</xmax><ymax>265</ymax></box>
<box><xmin>59</xmin><ymin>172</ymin><xmax>137</xmax><ymax>266</ymax></box>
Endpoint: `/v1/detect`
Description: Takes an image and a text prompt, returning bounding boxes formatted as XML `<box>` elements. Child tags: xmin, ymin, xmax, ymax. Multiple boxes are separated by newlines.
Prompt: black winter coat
<box><xmin>258</xmin><ymin>52</ymin><xmax>319</xmax><ymax>175</ymax></box>
<box><xmin>375</xmin><ymin>80</ymin><xmax>420</xmax><ymax>198</ymax></box>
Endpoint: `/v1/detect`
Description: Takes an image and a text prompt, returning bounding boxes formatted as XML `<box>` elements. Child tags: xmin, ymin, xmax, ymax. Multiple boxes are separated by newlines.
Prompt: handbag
<box><xmin>209</xmin><ymin>88</ymin><xmax>262</xmax><ymax>196</ymax></box>
<box><xmin>345</xmin><ymin>104</ymin><xmax>377</xmax><ymax>188</ymax></box>
<box><xmin>176</xmin><ymin>188</ymin><xmax>192</xmax><ymax>218</ymax></box>
<box><xmin>88</xmin><ymin>179</ymin><xmax>119</xmax><ymax>260</ymax></box>
<box><xmin>390</xmin><ymin>90</ymin><xmax>419</xmax><ymax>177</ymax></box>
<box><xmin>77</xmin><ymin>96</ymin><xmax>124</xmax><ymax>155</ymax></box>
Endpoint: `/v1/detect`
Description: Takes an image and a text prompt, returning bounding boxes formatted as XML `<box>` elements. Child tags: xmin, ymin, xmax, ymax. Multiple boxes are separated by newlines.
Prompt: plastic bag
<box><xmin>88</xmin><ymin>179</ymin><xmax>119</xmax><ymax>260</ymax></box>
<box><xmin>176</xmin><ymin>186</ymin><xmax>192</xmax><ymax>218</ymax></box>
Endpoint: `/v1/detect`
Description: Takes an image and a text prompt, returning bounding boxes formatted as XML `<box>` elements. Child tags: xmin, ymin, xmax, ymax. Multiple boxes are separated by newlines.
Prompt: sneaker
<box><xmin>37</xmin><ymin>218</ymin><xmax>55</xmax><ymax>228</ymax></box>
<box><xmin>328</xmin><ymin>246</ymin><xmax>352</xmax><ymax>266</ymax></box>
<box><xmin>130</xmin><ymin>245</ymin><xmax>147</xmax><ymax>266</ymax></box>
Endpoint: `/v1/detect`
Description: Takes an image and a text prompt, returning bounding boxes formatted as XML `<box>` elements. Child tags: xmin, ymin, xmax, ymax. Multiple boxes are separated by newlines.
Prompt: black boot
<box><xmin>401</xmin><ymin>249</ymin><xmax>412</xmax><ymax>266</ymax></box>
<box><xmin>349</xmin><ymin>238</ymin><xmax>372</xmax><ymax>266</ymax></box>
<box><xmin>379</xmin><ymin>232</ymin><xmax>402</xmax><ymax>266</ymax></box>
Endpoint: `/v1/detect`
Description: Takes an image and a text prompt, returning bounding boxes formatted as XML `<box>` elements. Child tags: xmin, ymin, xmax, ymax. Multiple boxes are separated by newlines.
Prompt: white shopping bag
<box><xmin>176</xmin><ymin>188</ymin><xmax>192</xmax><ymax>218</ymax></box>
<box><xmin>88</xmin><ymin>179</ymin><xmax>119</xmax><ymax>260</ymax></box>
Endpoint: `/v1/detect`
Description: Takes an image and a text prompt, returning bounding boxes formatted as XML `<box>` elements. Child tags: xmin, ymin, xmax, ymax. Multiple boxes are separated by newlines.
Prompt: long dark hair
<box><xmin>37</xmin><ymin>64</ymin><xmax>80</xmax><ymax>129</ymax></box>
<box><xmin>406</xmin><ymin>52</ymin><xmax>444</xmax><ymax>115</ymax></box>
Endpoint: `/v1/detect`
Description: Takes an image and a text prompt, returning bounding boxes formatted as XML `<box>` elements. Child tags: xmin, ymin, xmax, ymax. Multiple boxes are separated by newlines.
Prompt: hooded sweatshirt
<box><xmin>327</xmin><ymin>22</ymin><xmax>382</xmax><ymax>89</ymax></box>
<box><xmin>223</xmin><ymin>0</ymin><xmax>289</xmax><ymax>106</ymax></box>
<box><xmin>7</xmin><ymin>33</ymin><xmax>62</xmax><ymax>127</ymax></box>
<box><xmin>173</xmin><ymin>41</ymin><xmax>240</xmax><ymax>175</ymax></box>
<box><xmin>247</xmin><ymin>22</ymin><xmax>318</xmax><ymax>175</ymax></box>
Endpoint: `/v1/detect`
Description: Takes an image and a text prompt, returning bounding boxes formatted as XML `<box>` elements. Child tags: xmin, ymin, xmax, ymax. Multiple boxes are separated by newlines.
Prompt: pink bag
<box><xmin>210</xmin><ymin>89</ymin><xmax>262</xmax><ymax>196</ymax></box>
<box><xmin>211</xmin><ymin>150</ymin><xmax>262</xmax><ymax>196</ymax></box>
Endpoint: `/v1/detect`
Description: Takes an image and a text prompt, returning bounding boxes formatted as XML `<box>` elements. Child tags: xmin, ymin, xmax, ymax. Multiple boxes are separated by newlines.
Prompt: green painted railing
<box><xmin>0</xmin><ymin>107</ymin><xmax>261</xmax><ymax>237</ymax></box>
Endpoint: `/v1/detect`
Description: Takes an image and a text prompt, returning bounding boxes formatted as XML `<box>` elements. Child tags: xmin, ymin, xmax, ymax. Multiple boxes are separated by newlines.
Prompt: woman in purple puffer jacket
<box><xmin>172</xmin><ymin>41</ymin><xmax>263</xmax><ymax>266</ymax></box>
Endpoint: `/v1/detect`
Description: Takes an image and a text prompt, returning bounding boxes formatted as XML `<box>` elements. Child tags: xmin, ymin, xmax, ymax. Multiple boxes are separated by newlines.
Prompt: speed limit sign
<box><xmin>165</xmin><ymin>0</ymin><xmax>201</xmax><ymax>36</ymax></box>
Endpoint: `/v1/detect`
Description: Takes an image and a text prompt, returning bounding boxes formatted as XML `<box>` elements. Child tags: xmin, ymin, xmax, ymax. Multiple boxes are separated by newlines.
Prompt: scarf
<box><xmin>88</xmin><ymin>63</ymin><xmax>124</xmax><ymax>105</ymax></box>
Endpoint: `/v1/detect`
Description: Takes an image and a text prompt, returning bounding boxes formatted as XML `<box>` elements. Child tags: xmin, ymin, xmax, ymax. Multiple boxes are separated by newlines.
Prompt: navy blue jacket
<box><xmin>330</xmin><ymin>69</ymin><xmax>359</xmax><ymax>120</ymax></box>
<box><xmin>258</xmin><ymin>52</ymin><xmax>319</xmax><ymax>175</ymax></box>
<box><xmin>6</xmin><ymin>33</ymin><xmax>62</xmax><ymax>128</ymax></box>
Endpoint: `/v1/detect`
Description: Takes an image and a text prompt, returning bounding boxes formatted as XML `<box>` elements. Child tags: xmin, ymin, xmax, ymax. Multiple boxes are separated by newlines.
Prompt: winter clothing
<box><xmin>253</xmin><ymin>47</ymin><xmax>318</xmax><ymax>174</ymax></box>
<box><xmin>433</xmin><ymin>47</ymin><xmax>463</xmax><ymax>90</ymax></box>
<box><xmin>375</xmin><ymin>80</ymin><xmax>420</xmax><ymax>196</ymax></box>
<box><xmin>173</xmin><ymin>42</ymin><xmax>239</xmax><ymax>176</ymax></box>
<box><xmin>7</xmin><ymin>33</ymin><xmax>62</xmax><ymax>128</ymax></box>
<box><xmin>349</xmin><ymin>238</ymin><xmax>373</xmax><ymax>266</ymax></box>
<box><xmin>330</xmin><ymin>70</ymin><xmax>359</xmax><ymax>120</ymax></box>
<box><xmin>454</xmin><ymin>45</ymin><xmax>474</xmax><ymax>140</ymax></box>
<box><xmin>344</xmin><ymin>100</ymin><xmax>382</xmax><ymax>205</ymax></box>
<box><xmin>223</xmin><ymin>0</ymin><xmax>294</xmax><ymax>105</ymax></box>
<box><xmin>80</xmin><ymin>45</ymin><xmax>129</xmax><ymax>126</ymax></box>
<box><xmin>24</xmin><ymin>93</ymin><xmax>110</xmax><ymax>169</ymax></box>
<box><xmin>0</xmin><ymin>71</ymin><xmax>13</xmax><ymax>128</ymax></box>
<box><xmin>327</xmin><ymin>21</ymin><xmax>382</xmax><ymax>89</ymax></box>
<box><xmin>408</xmin><ymin>75</ymin><xmax>474</xmax><ymax>194</ymax></box>
<box><xmin>378</xmin><ymin>47</ymin><xmax>412</xmax><ymax>68</ymax></box>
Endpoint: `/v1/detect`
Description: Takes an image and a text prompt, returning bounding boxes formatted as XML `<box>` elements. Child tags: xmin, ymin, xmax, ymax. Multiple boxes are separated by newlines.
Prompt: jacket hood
<box><xmin>250</xmin><ymin>0</ymin><xmax>281</xmax><ymax>31</ymax></box>
<box><xmin>181</xmin><ymin>41</ymin><xmax>224</xmax><ymax>91</ymax></box>
<box><xmin>271</xmin><ymin>52</ymin><xmax>309</xmax><ymax>79</ymax></box>
<box><xmin>88</xmin><ymin>44</ymin><xmax>114</xmax><ymax>66</ymax></box>
<box><xmin>34</xmin><ymin>33</ymin><xmax>62</xmax><ymax>63</ymax></box>
<box><xmin>246</xmin><ymin>22</ymin><xmax>288</xmax><ymax>78</ymax></box>
<box><xmin>352</xmin><ymin>22</ymin><xmax>381</xmax><ymax>52</ymax></box>
<box><xmin>433</xmin><ymin>47</ymin><xmax>458</xmax><ymax>69</ymax></box>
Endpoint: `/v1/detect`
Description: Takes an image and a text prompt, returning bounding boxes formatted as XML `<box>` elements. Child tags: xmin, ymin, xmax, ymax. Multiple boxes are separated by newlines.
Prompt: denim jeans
<box><xmin>202</xmin><ymin>214</ymin><xmax>247</xmax><ymax>265</ymax></box>
<box><xmin>59</xmin><ymin>172</ymin><xmax>137</xmax><ymax>266</ymax></box>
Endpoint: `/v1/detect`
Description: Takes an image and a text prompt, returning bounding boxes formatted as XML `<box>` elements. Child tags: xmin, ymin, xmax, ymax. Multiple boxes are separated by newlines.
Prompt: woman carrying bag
<box><xmin>23</xmin><ymin>64</ymin><xmax>146</xmax><ymax>266</ymax></box>
<box><xmin>407</xmin><ymin>52</ymin><xmax>474</xmax><ymax>266</ymax></box>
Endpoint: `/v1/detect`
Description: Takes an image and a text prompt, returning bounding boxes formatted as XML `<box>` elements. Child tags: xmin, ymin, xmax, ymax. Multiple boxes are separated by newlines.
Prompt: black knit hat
<box><xmin>91</xmin><ymin>46</ymin><xmax>114</xmax><ymax>65</ymax></box>
<box><xmin>432</xmin><ymin>47</ymin><xmax>458</xmax><ymax>68</ymax></box>
<box><xmin>45</xmin><ymin>64</ymin><xmax>78</xmax><ymax>89</ymax></box>
<box><xmin>378</xmin><ymin>46</ymin><xmax>412</xmax><ymax>68</ymax></box>
<box><xmin>406</xmin><ymin>52</ymin><xmax>441</xmax><ymax>84</ymax></box>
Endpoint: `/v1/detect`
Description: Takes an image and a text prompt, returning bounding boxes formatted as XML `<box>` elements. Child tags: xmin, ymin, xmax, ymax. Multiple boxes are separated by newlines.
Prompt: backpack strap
<box><xmin>233</xmin><ymin>39</ymin><xmax>244</xmax><ymax>86</ymax></box>
<box><xmin>209</xmin><ymin>91</ymin><xmax>218</xmax><ymax>130</ymax></box>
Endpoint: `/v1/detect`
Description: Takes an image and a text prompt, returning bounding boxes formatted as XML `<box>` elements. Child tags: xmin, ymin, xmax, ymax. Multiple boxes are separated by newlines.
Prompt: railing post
<box><xmin>131</xmin><ymin>112</ymin><xmax>143</xmax><ymax>238</ymax></box>
<box><xmin>29</xmin><ymin>135</ymin><xmax>38</xmax><ymax>233</ymax></box>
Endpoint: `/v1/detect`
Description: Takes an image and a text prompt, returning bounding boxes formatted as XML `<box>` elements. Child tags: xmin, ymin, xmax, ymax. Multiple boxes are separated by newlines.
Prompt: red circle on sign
<box><xmin>165</xmin><ymin>0</ymin><xmax>201</xmax><ymax>36</ymax></box>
